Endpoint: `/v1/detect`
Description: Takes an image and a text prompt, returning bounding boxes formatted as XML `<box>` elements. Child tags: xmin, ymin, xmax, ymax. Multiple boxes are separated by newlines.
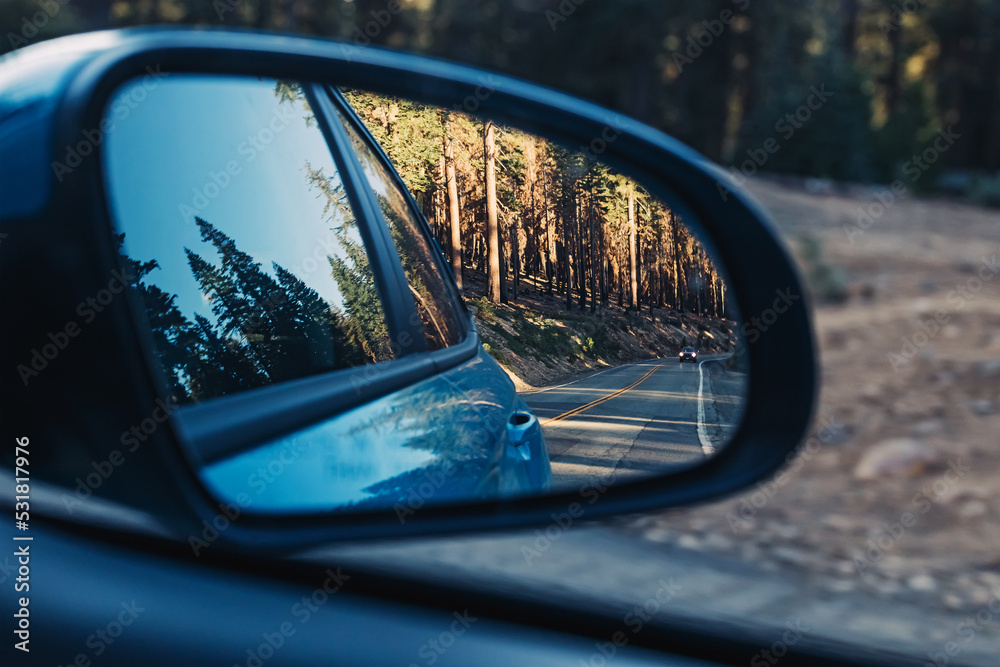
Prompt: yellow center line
<box><xmin>543</xmin><ymin>363</ymin><xmax>664</xmax><ymax>426</ymax></box>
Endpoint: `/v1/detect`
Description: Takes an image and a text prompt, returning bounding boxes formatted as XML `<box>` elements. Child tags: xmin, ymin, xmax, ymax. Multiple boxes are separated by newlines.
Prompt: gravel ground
<box><xmin>623</xmin><ymin>177</ymin><xmax>1000</xmax><ymax>658</ymax></box>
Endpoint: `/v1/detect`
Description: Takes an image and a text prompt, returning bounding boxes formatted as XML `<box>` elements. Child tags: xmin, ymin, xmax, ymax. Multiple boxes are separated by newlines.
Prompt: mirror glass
<box><xmin>102</xmin><ymin>74</ymin><xmax>748</xmax><ymax>515</ymax></box>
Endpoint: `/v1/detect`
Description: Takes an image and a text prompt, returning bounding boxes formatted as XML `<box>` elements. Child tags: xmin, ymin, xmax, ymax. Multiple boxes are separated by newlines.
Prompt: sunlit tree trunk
<box><xmin>560</xmin><ymin>174</ymin><xmax>573</xmax><ymax>310</ymax></box>
<box><xmin>445</xmin><ymin>132</ymin><xmax>463</xmax><ymax>289</ymax></box>
<box><xmin>575</xmin><ymin>192</ymin><xmax>586</xmax><ymax>311</ymax></box>
<box><xmin>484</xmin><ymin>120</ymin><xmax>502</xmax><ymax>304</ymax></box>
<box><xmin>523</xmin><ymin>137</ymin><xmax>537</xmax><ymax>290</ymax></box>
<box><xmin>628</xmin><ymin>182</ymin><xmax>638</xmax><ymax>310</ymax></box>
<box><xmin>544</xmin><ymin>168</ymin><xmax>556</xmax><ymax>295</ymax></box>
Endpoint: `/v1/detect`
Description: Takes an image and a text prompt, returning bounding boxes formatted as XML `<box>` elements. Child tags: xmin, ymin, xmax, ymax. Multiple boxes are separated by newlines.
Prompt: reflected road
<box><xmin>524</xmin><ymin>356</ymin><xmax>737</xmax><ymax>488</ymax></box>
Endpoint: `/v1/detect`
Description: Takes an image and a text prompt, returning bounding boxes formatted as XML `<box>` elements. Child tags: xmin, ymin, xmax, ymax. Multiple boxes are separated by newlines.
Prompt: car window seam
<box><xmin>325</xmin><ymin>84</ymin><xmax>470</xmax><ymax>340</ymax></box>
<box><xmin>304</xmin><ymin>82</ymin><xmax>428</xmax><ymax>357</ymax></box>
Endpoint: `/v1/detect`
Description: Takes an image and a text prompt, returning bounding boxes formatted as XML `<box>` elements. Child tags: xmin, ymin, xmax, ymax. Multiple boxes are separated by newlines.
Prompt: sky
<box><xmin>103</xmin><ymin>74</ymin><xmax>362</xmax><ymax>326</ymax></box>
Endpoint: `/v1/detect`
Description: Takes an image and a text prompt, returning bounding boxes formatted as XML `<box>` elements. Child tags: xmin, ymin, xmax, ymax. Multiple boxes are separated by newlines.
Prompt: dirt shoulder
<box><xmin>627</xmin><ymin>176</ymin><xmax>1000</xmax><ymax>634</ymax></box>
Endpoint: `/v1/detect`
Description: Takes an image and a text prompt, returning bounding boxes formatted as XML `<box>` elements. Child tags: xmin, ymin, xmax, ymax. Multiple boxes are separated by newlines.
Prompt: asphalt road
<box><xmin>523</xmin><ymin>356</ymin><xmax>736</xmax><ymax>490</ymax></box>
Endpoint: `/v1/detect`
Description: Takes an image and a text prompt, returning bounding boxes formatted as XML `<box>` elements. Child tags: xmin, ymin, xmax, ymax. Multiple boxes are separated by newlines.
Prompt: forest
<box><xmin>119</xmin><ymin>214</ymin><xmax>385</xmax><ymax>404</ymax></box>
<box><xmin>344</xmin><ymin>89</ymin><xmax>730</xmax><ymax>316</ymax></box>
<box><xmin>4</xmin><ymin>0</ymin><xmax>997</xmax><ymax>195</ymax></box>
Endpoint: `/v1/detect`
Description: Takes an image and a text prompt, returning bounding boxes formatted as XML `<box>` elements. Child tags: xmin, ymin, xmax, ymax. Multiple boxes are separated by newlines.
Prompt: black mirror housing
<box><xmin>0</xmin><ymin>28</ymin><xmax>817</xmax><ymax>551</ymax></box>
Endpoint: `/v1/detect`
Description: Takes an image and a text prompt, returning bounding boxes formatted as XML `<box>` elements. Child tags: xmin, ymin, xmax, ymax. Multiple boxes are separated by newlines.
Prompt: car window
<box><xmin>103</xmin><ymin>76</ymin><xmax>394</xmax><ymax>405</ymax></box>
<box><xmin>334</xmin><ymin>101</ymin><xmax>466</xmax><ymax>351</ymax></box>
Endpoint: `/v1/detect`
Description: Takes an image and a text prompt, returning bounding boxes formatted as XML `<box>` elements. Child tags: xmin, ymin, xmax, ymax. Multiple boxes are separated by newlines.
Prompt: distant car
<box><xmin>679</xmin><ymin>346</ymin><xmax>698</xmax><ymax>363</ymax></box>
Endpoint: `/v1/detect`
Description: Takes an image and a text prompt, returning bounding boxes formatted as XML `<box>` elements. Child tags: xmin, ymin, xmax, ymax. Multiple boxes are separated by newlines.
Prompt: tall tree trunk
<box><xmin>523</xmin><ymin>137</ymin><xmax>537</xmax><ymax>290</ymax></box>
<box><xmin>544</xmin><ymin>168</ymin><xmax>556</xmax><ymax>295</ymax></box>
<box><xmin>499</xmin><ymin>227</ymin><xmax>509</xmax><ymax>304</ymax></box>
<box><xmin>599</xmin><ymin>213</ymin><xmax>608</xmax><ymax>308</ymax></box>
<box><xmin>575</xmin><ymin>192</ymin><xmax>585</xmax><ymax>311</ymax></box>
<box><xmin>512</xmin><ymin>215</ymin><xmax>520</xmax><ymax>300</ymax></box>
<box><xmin>628</xmin><ymin>182</ymin><xmax>638</xmax><ymax>310</ymax></box>
<box><xmin>445</xmin><ymin>131</ymin><xmax>463</xmax><ymax>289</ymax></box>
<box><xmin>672</xmin><ymin>222</ymin><xmax>683</xmax><ymax>312</ymax></box>
<box><xmin>560</xmin><ymin>174</ymin><xmax>573</xmax><ymax>310</ymax></box>
<box><xmin>719</xmin><ymin>278</ymin><xmax>726</xmax><ymax>318</ymax></box>
<box><xmin>484</xmin><ymin>121</ymin><xmax>502</xmax><ymax>304</ymax></box>
<box><xmin>656</xmin><ymin>227</ymin><xmax>665</xmax><ymax>309</ymax></box>
<box><xmin>588</xmin><ymin>205</ymin><xmax>598</xmax><ymax>314</ymax></box>
<box><xmin>618</xmin><ymin>264</ymin><xmax>625</xmax><ymax>308</ymax></box>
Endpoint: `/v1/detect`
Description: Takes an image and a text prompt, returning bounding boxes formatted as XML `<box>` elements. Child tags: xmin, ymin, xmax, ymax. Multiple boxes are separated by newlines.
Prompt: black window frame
<box><xmin>102</xmin><ymin>77</ymin><xmax>479</xmax><ymax>467</ymax></box>
<box><xmin>306</xmin><ymin>82</ymin><xmax>429</xmax><ymax>359</ymax></box>
<box><xmin>323</xmin><ymin>84</ymin><xmax>470</xmax><ymax>345</ymax></box>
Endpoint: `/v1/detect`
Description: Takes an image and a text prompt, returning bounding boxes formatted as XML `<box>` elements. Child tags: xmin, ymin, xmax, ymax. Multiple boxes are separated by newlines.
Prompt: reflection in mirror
<box><xmin>102</xmin><ymin>75</ymin><xmax>747</xmax><ymax>516</ymax></box>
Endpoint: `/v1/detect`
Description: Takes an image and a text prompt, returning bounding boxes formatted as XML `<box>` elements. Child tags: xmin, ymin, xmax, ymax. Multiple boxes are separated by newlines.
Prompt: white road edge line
<box><xmin>696</xmin><ymin>353</ymin><xmax>735</xmax><ymax>457</ymax></box>
<box><xmin>696</xmin><ymin>358</ymin><xmax>715</xmax><ymax>458</ymax></box>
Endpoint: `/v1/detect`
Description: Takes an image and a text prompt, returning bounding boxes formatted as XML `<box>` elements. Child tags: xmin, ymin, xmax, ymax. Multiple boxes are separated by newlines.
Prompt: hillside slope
<box><xmin>461</xmin><ymin>273</ymin><xmax>740</xmax><ymax>391</ymax></box>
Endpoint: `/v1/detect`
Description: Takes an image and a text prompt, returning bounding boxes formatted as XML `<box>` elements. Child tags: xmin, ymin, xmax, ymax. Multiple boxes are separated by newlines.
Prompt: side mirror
<box><xmin>0</xmin><ymin>30</ymin><xmax>816</xmax><ymax>550</ymax></box>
